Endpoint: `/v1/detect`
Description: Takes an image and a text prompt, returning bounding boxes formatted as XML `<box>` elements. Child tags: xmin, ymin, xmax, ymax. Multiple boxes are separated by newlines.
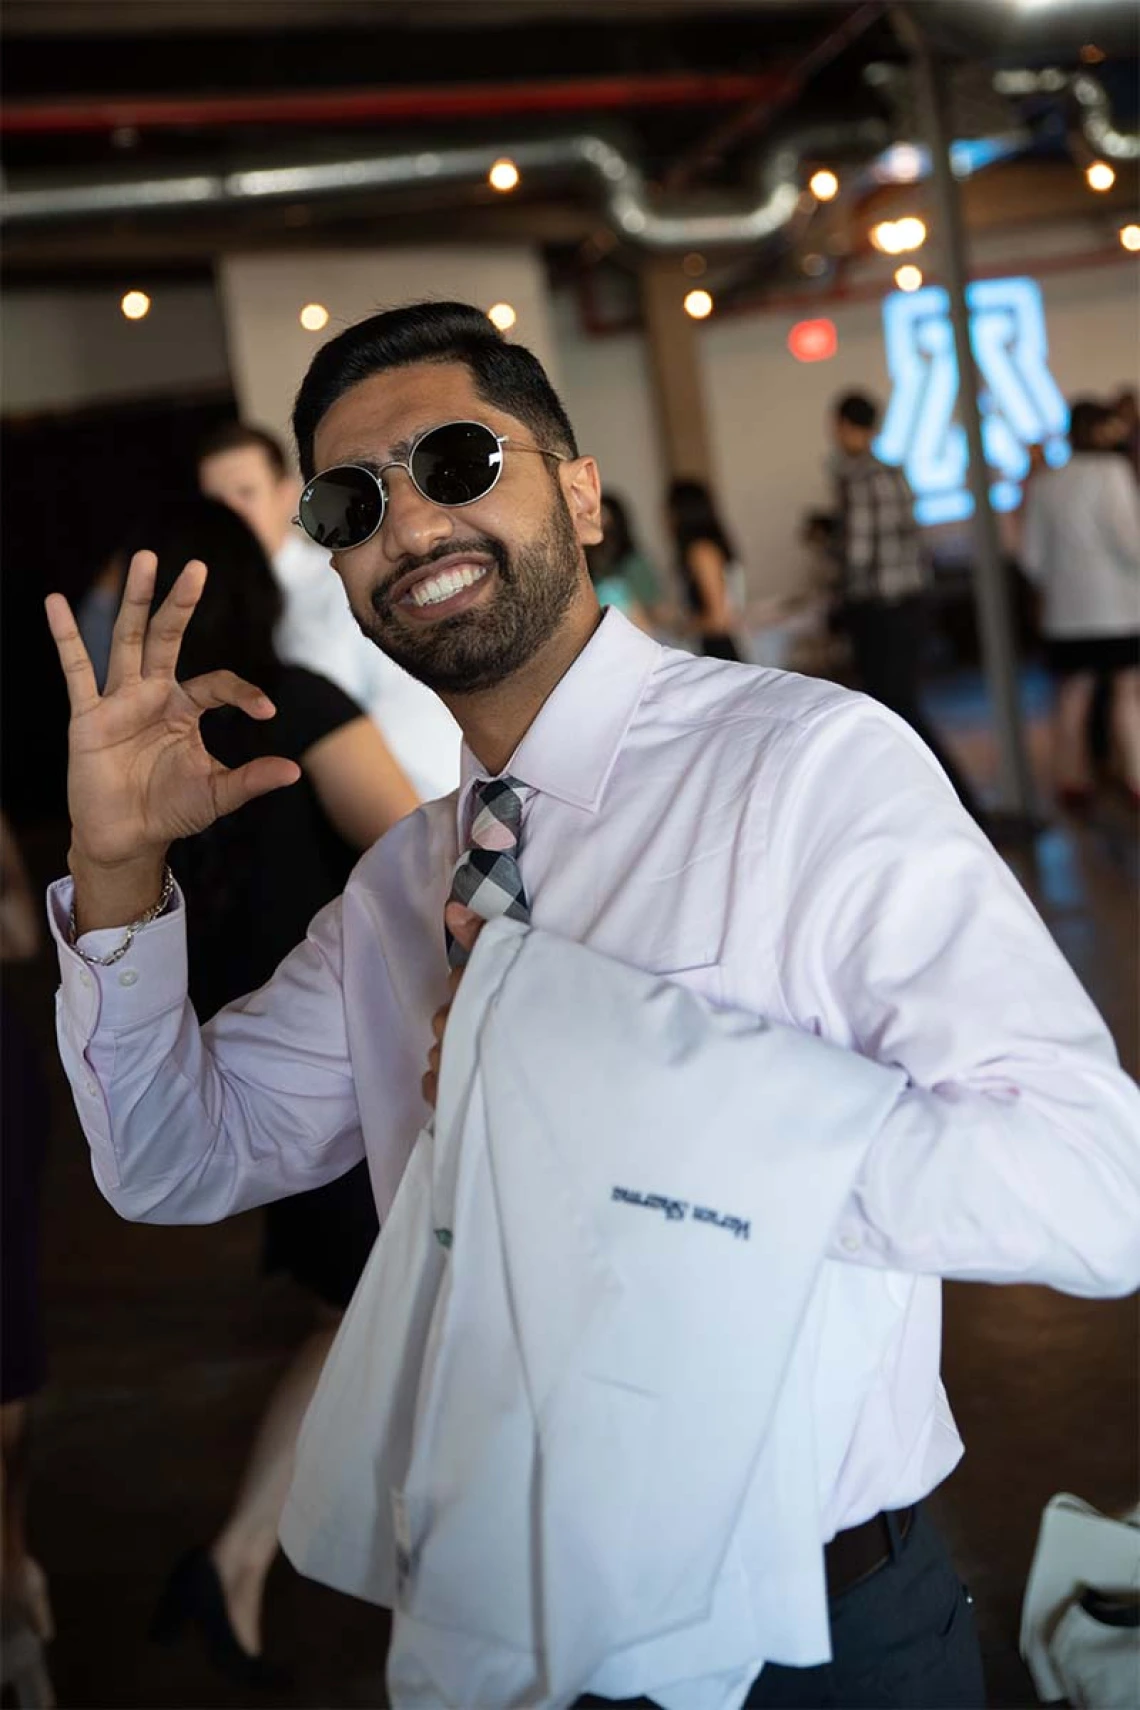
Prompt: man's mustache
<box><xmin>370</xmin><ymin>536</ymin><xmax>510</xmax><ymax>617</ymax></box>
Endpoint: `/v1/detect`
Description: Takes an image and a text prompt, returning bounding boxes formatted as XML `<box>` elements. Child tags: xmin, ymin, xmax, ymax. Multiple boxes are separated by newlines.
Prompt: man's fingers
<box><xmin>422</xmin><ymin>1069</ymin><xmax>438</xmax><ymax>1109</ymax></box>
<box><xmin>444</xmin><ymin>903</ymin><xmax>485</xmax><ymax>956</ymax></box>
<box><xmin>431</xmin><ymin>1005</ymin><xmax>449</xmax><ymax>1041</ymax></box>
<box><xmin>104</xmin><ymin>551</ymin><xmax>157</xmax><ymax>694</ymax></box>
<box><xmin>44</xmin><ymin>594</ymin><xmax>100</xmax><ymax>715</ymax></box>
<box><xmin>210</xmin><ymin>755</ymin><xmax>301</xmax><ymax>821</ymax></box>
<box><xmin>183</xmin><ymin>669</ymin><xmax>278</xmax><ymax>719</ymax></box>
<box><xmin>141</xmin><ymin>559</ymin><xmax>208</xmax><ymax>679</ymax></box>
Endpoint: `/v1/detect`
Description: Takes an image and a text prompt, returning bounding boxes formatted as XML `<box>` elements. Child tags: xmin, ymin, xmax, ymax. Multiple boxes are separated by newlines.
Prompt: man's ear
<box><xmin>559</xmin><ymin>455</ymin><xmax>604</xmax><ymax>549</ymax></box>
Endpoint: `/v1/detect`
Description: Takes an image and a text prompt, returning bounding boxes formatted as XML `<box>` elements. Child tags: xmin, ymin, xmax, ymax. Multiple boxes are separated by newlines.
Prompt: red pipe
<box><xmin>0</xmin><ymin>70</ymin><xmax>787</xmax><ymax>136</ymax></box>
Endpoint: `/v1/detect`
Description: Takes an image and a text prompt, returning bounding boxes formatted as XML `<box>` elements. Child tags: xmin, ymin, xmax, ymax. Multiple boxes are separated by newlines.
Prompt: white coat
<box><xmin>281</xmin><ymin>919</ymin><xmax>912</xmax><ymax>1710</ymax></box>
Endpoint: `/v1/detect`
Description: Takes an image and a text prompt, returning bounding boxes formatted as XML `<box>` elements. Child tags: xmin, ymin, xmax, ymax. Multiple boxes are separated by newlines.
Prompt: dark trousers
<box><xmin>573</xmin><ymin>1507</ymin><xmax>986</xmax><ymax>1710</ymax></box>
<box><xmin>839</xmin><ymin>597</ymin><xmax>983</xmax><ymax>822</ymax></box>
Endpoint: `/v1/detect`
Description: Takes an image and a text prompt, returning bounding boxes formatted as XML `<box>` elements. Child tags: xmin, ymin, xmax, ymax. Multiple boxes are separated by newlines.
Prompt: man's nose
<box><xmin>380</xmin><ymin>466</ymin><xmax>454</xmax><ymax>563</ymax></box>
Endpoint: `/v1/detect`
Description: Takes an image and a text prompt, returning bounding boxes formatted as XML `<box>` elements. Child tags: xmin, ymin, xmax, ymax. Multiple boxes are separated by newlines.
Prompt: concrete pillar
<box><xmin>639</xmin><ymin>255</ymin><xmax>714</xmax><ymax>482</ymax></box>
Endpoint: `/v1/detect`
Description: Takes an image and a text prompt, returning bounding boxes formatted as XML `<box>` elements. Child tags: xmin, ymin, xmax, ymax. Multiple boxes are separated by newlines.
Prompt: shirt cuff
<box><xmin>47</xmin><ymin>874</ymin><xmax>189</xmax><ymax>1040</ymax></box>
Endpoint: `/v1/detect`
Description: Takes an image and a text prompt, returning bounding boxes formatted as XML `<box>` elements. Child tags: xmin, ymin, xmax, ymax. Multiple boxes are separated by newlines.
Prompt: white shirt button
<box><xmin>118</xmin><ymin>969</ymin><xmax>139</xmax><ymax>987</ymax></box>
<box><xmin>79</xmin><ymin>970</ymin><xmax>92</xmax><ymax>989</ymax></box>
<box><xmin>840</xmin><ymin>1233</ymin><xmax>861</xmax><ymax>1254</ymax></box>
<box><xmin>85</xmin><ymin>1080</ymin><xmax>99</xmax><ymax>1098</ymax></box>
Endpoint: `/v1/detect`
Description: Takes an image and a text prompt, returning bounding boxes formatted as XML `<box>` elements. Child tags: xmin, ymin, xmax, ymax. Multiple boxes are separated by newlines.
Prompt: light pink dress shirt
<box><xmin>49</xmin><ymin>609</ymin><xmax>1140</xmax><ymax>1541</ymax></box>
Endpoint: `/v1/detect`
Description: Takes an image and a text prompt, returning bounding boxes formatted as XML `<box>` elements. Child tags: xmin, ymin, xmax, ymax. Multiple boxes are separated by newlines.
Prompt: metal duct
<box><xmin>0</xmin><ymin>122</ymin><xmax>887</xmax><ymax>247</ymax></box>
<box><xmin>992</xmin><ymin>67</ymin><xmax>1140</xmax><ymax>162</ymax></box>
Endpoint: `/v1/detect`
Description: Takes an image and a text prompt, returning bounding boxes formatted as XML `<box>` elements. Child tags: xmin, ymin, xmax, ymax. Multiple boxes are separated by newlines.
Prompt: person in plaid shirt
<box><xmin>830</xmin><ymin>392</ymin><xmax>982</xmax><ymax>820</ymax></box>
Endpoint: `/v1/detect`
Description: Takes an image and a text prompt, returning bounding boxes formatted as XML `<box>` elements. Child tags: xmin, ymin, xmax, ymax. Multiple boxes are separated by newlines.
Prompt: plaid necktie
<box><xmin>446</xmin><ymin>775</ymin><xmax>531</xmax><ymax>970</ymax></box>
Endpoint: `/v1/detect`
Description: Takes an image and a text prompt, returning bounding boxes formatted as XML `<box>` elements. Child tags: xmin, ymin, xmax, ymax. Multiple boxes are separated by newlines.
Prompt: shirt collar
<box><xmin>456</xmin><ymin>608</ymin><xmax>660</xmax><ymax>831</ymax></box>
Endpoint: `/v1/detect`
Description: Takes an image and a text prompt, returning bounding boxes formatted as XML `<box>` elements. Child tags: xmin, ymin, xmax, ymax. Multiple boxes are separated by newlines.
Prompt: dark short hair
<box><xmin>197</xmin><ymin>421</ymin><xmax>290</xmax><ymax>481</ymax></box>
<box><xmin>835</xmin><ymin>392</ymin><xmax>879</xmax><ymax>431</ymax></box>
<box><xmin>1068</xmin><ymin>398</ymin><xmax>1109</xmax><ymax>453</ymax></box>
<box><xmin>292</xmin><ymin>300</ymin><xmax>578</xmax><ymax>479</ymax></box>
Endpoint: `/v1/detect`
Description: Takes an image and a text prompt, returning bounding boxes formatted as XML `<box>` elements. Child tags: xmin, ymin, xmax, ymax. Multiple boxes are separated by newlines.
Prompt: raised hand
<box><xmin>46</xmin><ymin>550</ymin><xmax>301</xmax><ymax>932</ymax></box>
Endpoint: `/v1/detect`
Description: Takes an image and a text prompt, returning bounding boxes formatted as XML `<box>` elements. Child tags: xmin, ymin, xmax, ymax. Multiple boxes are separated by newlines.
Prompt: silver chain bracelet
<box><xmin>69</xmin><ymin>865</ymin><xmax>175</xmax><ymax>967</ymax></box>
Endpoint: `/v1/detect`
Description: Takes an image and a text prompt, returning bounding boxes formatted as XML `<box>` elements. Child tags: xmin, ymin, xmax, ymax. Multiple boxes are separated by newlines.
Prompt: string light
<box><xmin>1086</xmin><ymin>160</ymin><xmax>1116</xmax><ymax>192</ymax></box>
<box><xmin>488</xmin><ymin>158</ymin><xmax>520</xmax><ymax>192</ymax></box>
<box><xmin>894</xmin><ymin>264</ymin><xmax>924</xmax><ymax>292</ymax></box>
<box><xmin>809</xmin><ymin>168</ymin><xmax>839</xmax><ymax>202</ymax></box>
<box><xmin>299</xmin><ymin>303</ymin><xmax>330</xmax><ymax>331</ymax></box>
<box><xmin>487</xmin><ymin>302</ymin><xmax>517</xmax><ymax>331</ymax></box>
<box><xmin>683</xmin><ymin>288</ymin><xmax>714</xmax><ymax>320</ymax></box>
<box><xmin>120</xmin><ymin>290</ymin><xmax>150</xmax><ymax>320</ymax></box>
<box><xmin>871</xmin><ymin>216</ymin><xmax>926</xmax><ymax>255</ymax></box>
<box><xmin>1121</xmin><ymin>224</ymin><xmax>1140</xmax><ymax>252</ymax></box>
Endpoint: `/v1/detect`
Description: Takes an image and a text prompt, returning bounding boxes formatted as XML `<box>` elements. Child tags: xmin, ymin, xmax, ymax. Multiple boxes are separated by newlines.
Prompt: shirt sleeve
<box><xmin>765</xmin><ymin>700</ymin><xmax>1140</xmax><ymax>1297</ymax></box>
<box><xmin>837</xmin><ymin>473</ymin><xmax>874</xmax><ymax>585</ymax></box>
<box><xmin>279</xmin><ymin>666</ymin><xmax>368</xmax><ymax>757</ymax></box>
<box><xmin>1100</xmin><ymin>457</ymin><xmax>1140</xmax><ymax>572</ymax></box>
<box><xmin>49</xmin><ymin>877</ymin><xmax>364</xmax><ymax>1225</ymax></box>
<box><xmin>1020</xmin><ymin>482</ymin><xmax>1046</xmax><ymax>581</ymax></box>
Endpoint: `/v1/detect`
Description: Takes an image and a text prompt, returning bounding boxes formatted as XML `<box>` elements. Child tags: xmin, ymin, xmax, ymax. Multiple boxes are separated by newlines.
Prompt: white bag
<box><xmin>1020</xmin><ymin>1492</ymin><xmax>1140</xmax><ymax>1705</ymax></box>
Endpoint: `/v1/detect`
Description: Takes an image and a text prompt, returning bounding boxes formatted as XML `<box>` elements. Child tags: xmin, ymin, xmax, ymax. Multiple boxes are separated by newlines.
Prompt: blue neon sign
<box><xmin>876</xmin><ymin>277</ymin><xmax>1069</xmax><ymax>526</ymax></box>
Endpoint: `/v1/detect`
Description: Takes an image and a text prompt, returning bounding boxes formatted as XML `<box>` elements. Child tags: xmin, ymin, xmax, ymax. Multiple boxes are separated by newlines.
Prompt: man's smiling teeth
<box><xmin>407</xmin><ymin>563</ymin><xmax>489</xmax><ymax>608</ymax></box>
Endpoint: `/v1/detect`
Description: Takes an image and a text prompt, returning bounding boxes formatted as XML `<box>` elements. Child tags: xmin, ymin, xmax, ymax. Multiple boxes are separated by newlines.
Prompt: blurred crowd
<box><xmin>2</xmin><ymin>372</ymin><xmax>1138</xmax><ymax>1704</ymax></box>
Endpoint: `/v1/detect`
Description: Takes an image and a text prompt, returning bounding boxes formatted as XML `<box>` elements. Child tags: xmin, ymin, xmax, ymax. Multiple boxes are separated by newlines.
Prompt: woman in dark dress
<box><xmin>132</xmin><ymin>500</ymin><xmax>418</xmax><ymax>1684</ymax></box>
<box><xmin>666</xmin><ymin>478</ymin><xmax>746</xmax><ymax>662</ymax></box>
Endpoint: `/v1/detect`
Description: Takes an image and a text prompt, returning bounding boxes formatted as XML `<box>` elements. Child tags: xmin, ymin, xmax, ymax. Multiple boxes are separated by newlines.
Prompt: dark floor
<box><xmin>6</xmin><ymin>669</ymin><xmax>1138</xmax><ymax>1710</ymax></box>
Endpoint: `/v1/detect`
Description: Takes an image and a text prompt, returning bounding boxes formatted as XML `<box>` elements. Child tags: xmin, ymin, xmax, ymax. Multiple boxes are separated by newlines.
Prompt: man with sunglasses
<box><xmin>44</xmin><ymin>302</ymin><xmax>1139</xmax><ymax>1709</ymax></box>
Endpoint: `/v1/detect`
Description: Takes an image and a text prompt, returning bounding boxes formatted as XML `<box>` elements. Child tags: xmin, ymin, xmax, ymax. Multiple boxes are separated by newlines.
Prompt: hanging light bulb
<box><xmin>683</xmin><ymin>288</ymin><xmax>714</xmax><ymax>320</ymax></box>
<box><xmin>121</xmin><ymin>290</ymin><xmax>151</xmax><ymax>320</ymax></box>
<box><xmin>1086</xmin><ymin>160</ymin><xmax>1116</xmax><ymax>192</ymax></box>
<box><xmin>894</xmin><ymin>264</ymin><xmax>924</xmax><ymax>293</ymax></box>
<box><xmin>488</xmin><ymin>158</ymin><xmax>520</xmax><ymax>192</ymax></box>
<box><xmin>809</xmin><ymin>168</ymin><xmax>840</xmax><ymax>202</ymax></box>
<box><xmin>487</xmin><ymin>302</ymin><xmax>517</xmax><ymax>331</ymax></box>
<box><xmin>299</xmin><ymin>303</ymin><xmax>330</xmax><ymax>331</ymax></box>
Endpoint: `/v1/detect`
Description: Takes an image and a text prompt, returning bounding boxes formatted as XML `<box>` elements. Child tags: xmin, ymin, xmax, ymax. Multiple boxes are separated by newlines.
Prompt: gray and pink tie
<box><xmin>446</xmin><ymin>775</ymin><xmax>531</xmax><ymax>970</ymax></box>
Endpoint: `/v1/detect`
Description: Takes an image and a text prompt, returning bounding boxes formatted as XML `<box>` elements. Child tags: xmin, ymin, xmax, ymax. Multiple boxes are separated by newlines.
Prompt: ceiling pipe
<box><xmin>664</xmin><ymin>0</ymin><xmax>886</xmax><ymax>192</ymax></box>
<box><xmin>0</xmin><ymin>122</ymin><xmax>889</xmax><ymax>247</ymax></box>
<box><xmin>0</xmin><ymin>71</ymin><xmax>788</xmax><ymax>137</ymax></box>
<box><xmin>992</xmin><ymin>67</ymin><xmax>1140</xmax><ymax>162</ymax></box>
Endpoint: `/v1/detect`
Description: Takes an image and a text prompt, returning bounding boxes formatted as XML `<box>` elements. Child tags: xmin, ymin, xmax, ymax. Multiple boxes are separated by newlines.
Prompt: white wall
<box><xmin>217</xmin><ymin>246</ymin><xmax>559</xmax><ymax>464</ymax></box>
<box><xmin>1</xmin><ymin>283</ymin><xmax>230</xmax><ymax>414</ymax></box>
<box><xmin>553</xmin><ymin>248</ymin><xmax>1140</xmax><ymax>602</ymax></box>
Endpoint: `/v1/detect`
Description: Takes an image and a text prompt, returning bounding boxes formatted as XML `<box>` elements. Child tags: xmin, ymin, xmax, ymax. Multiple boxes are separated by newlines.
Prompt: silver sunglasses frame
<box><xmin>294</xmin><ymin>418</ymin><xmax>567</xmax><ymax>550</ymax></box>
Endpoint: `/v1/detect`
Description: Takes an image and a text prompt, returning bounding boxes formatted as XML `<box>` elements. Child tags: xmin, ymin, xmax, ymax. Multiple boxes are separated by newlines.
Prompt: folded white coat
<box><xmin>281</xmin><ymin>918</ymin><xmax>910</xmax><ymax>1709</ymax></box>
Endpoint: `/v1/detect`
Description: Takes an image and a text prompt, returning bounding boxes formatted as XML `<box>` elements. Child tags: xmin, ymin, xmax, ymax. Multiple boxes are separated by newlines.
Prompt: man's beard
<box><xmin>356</xmin><ymin>489</ymin><xmax>583</xmax><ymax>695</ymax></box>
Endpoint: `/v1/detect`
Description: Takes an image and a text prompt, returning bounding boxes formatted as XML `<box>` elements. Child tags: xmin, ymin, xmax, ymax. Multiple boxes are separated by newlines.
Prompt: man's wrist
<box><xmin>68</xmin><ymin>846</ymin><xmax>169</xmax><ymax>937</ymax></box>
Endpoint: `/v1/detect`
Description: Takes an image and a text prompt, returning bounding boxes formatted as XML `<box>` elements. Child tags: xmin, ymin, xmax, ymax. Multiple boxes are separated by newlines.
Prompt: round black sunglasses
<box><xmin>295</xmin><ymin>419</ymin><xmax>568</xmax><ymax>552</ymax></box>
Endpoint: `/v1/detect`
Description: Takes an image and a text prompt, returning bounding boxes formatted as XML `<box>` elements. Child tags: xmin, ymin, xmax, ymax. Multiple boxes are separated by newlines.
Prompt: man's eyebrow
<box><xmin>328</xmin><ymin>425</ymin><xmax>446</xmax><ymax>474</ymax></box>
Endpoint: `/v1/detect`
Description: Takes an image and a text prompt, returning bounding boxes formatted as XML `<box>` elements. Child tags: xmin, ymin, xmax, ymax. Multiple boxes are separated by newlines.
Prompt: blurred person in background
<box><xmin>588</xmin><ymin>492</ymin><xmax>663</xmax><ymax>624</ymax></box>
<box><xmin>1022</xmin><ymin>398</ymin><xmax>1140</xmax><ymax>810</ymax></box>
<box><xmin>0</xmin><ymin>812</ymin><xmax>54</xmax><ymax>1707</ymax></box>
<box><xmin>75</xmin><ymin>550</ymin><xmax>127</xmax><ymax>692</ymax></box>
<box><xmin>198</xmin><ymin>422</ymin><xmax>460</xmax><ymax>801</ymax></box>
<box><xmin>127</xmin><ymin>499</ymin><xmax>418</xmax><ymax>1686</ymax></box>
<box><xmin>1102</xmin><ymin>385</ymin><xmax>1139</xmax><ymax>478</ymax></box>
<box><xmin>586</xmin><ymin>492</ymin><xmax>655</xmax><ymax>632</ymax></box>
<box><xmin>666</xmin><ymin>477</ymin><xmax>747</xmax><ymax>662</ymax></box>
<box><xmin>828</xmin><ymin>391</ymin><xmax>983</xmax><ymax>821</ymax></box>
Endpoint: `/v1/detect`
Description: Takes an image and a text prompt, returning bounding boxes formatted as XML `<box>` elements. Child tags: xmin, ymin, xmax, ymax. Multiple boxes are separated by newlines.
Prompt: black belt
<box><xmin>824</xmin><ymin>1505</ymin><xmax>915</xmax><ymax>1599</ymax></box>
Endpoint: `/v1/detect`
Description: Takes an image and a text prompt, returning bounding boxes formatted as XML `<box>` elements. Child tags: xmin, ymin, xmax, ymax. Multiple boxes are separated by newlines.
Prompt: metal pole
<box><xmin>898</xmin><ymin>8</ymin><xmax>1037</xmax><ymax>818</ymax></box>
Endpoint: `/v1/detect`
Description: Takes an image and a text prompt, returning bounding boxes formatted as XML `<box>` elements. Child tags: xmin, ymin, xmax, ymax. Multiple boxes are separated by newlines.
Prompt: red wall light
<box><xmin>787</xmin><ymin>318</ymin><xmax>838</xmax><ymax>362</ymax></box>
